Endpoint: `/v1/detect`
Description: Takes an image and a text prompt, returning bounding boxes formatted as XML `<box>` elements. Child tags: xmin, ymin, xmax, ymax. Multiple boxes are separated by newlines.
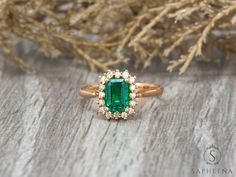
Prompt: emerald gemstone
<box><xmin>105</xmin><ymin>78</ymin><xmax>130</xmax><ymax>113</ymax></box>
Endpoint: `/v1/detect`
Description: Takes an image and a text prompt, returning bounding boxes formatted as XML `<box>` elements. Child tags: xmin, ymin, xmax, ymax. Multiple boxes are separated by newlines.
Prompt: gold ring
<box><xmin>80</xmin><ymin>69</ymin><xmax>163</xmax><ymax>120</ymax></box>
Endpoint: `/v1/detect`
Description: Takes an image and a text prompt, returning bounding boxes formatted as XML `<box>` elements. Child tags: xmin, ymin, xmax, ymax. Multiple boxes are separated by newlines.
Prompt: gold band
<box><xmin>79</xmin><ymin>83</ymin><xmax>163</xmax><ymax>98</ymax></box>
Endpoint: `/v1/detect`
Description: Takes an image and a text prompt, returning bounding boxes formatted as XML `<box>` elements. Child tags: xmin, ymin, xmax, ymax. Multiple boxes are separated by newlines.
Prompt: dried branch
<box><xmin>0</xmin><ymin>0</ymin><xmax>236</xmax><ymax>74</ymax></box>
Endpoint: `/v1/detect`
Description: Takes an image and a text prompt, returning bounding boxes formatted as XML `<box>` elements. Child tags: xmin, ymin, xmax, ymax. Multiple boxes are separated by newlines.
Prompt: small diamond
<box><xmin>99</xmin><ymin>84</ymin><xmax>105</xmax><ymax>91</ymax></box>
<box><xmin>129</xmin><ymin>77</ymin><xmax>135</xmax><ymax>84</ymax></box>
<box><xmin>99</xmin><ymin>92</ymin><xmax>105</xmax><ymax>98</ymax></box>
<box><xmin>122</xmin><ymin>71</ymin><xmax>129</xmax><ymax>79</ymax></box>
<box><xmin>130</xmin><ymin>100</ymin><xmax>136</xmax><ymax>107</ymax></box>
<box><xmin>106</xmin><ymin>112</ymin><xmax>112</xmax><ymax>119</ymax></box>
<box><xmin>100</xmin><ymin>76</ymin><xmax>106</xmax><ymax>84</ymax></box>
<box><xmin>121</xmin><ymin>112</ymin><xmax>128</xmax><ymax>119</ymax></box>
<box><xmin>128</xmin><ymin>108</ymin><xmax>135</xmax><ymax>114</ymax></box>
<box><xmin>98</xmin><ymin>99</ymin><xmax>104</xmax><ymax>106</ymax></box>
<box><xmin>129</xmin><ymin>84</ymin><xmax>136</xmax><ymax>91</ymax></box>
<box><xmin>99</xmin><ymin>107</ymin><xmax>105</xmax><ymax>114</ymax></box>
<box><xmin>114</xmin><ymin>112</ymin><xmax>120</xmax><ymax>119</ymax></box>
<box><xmin>130</xmin><ymin>93</ymin><xmax>136</xmax><ymax>99</ymax></box>
<box><xmin>107</xmin><ymin>71</ymin><xmax>113</xmax><ymax>79</ymax></box>
<box><xmin>115</xmin><ymin>71</ymin><xmax>121</xmax><ymax>78</ymax></box>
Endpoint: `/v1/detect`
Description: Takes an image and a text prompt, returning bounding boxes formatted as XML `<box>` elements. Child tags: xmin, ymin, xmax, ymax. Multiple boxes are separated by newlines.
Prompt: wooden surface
<box><xmin>0</xmin><ymin>48</ymin><xmax>235</xmax><ymax>177</ymax></box>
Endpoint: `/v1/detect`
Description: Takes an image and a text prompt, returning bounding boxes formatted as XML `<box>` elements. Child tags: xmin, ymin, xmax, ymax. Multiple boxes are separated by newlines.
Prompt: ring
<box><xmin>79</xmin><ymin>69</ymin><xmax>164</xmax><ymax>120</ymax></box>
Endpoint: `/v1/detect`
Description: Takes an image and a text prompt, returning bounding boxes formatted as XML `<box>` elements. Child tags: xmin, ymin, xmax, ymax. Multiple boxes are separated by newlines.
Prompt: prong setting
<box><xmin>98</xmin><ymin>69</ymin><xmax>137</xmax><ymax>120</ymax></box>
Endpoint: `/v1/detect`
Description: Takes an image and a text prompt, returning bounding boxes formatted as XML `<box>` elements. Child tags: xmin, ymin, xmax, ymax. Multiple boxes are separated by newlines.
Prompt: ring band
<box><xmin>79</xmin><ymin>69</ymin><xmax>164</xmax><ymax>120</ymax></box>
<box><xmin>80</xmin><ymin>83</ymin><xmax>163</xmax><ymax>98</ymax></box>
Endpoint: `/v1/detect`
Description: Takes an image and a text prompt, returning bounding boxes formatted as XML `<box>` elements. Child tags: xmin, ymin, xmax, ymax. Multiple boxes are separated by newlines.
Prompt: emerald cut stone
<box><xmin>105</xmin><ymin>78</ymin><xmax>130</xmax><ymax>113</ymax></box>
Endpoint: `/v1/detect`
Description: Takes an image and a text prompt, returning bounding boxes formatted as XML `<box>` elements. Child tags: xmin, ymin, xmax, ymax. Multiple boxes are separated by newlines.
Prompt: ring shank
<box><xmin>79</xmin><ymin>83</ymin><xmax>163</xmax><ymax>98</ymax></box>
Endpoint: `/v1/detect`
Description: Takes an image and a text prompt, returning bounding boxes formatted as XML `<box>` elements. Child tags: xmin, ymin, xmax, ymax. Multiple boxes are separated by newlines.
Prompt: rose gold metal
<box><xmin>79</xmin><ymin>84</ymin><xmax>99</xmax><ymax>98</ymax></box>
<box><xmin>79</xmin><ymin>83</ymin><xmax>163</xmax><ymax>98</ymax></box>
<box><xmin>135</xmin><ymin>83</ymin><xmax>163</xmax><ymax>97</ymax></box>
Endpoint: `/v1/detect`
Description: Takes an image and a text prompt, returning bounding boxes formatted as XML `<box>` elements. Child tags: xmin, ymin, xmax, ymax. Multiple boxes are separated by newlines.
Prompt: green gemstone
<box><xmin>104</xmin><ymin>78</ymin><xmax>130</xmax><ymax>113</ymax></box>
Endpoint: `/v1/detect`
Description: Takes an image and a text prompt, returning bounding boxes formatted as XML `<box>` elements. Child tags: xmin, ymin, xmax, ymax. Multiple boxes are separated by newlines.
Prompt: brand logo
<box><xmin>203</xmin><ymin>144</ymin><xmax>221</xmax><ymax>165</ymax></box>
<box><xmin>192</xmin><ymin>145</ymin><xmax>233</xmax><ymax>175</ymax></box>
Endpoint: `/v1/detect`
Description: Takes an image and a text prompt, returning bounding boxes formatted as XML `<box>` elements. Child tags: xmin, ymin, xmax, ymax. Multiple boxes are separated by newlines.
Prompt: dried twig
<box><xmin>0</xmin><ymin>0</ymin><xmax>236</xmax><ymax>73</ymax></box>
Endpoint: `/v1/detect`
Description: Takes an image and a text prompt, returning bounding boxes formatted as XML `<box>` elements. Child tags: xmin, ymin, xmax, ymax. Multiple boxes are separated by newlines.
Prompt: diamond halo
<box><xmin>97</xmin><ymin>69</ymin><xmax>136</xmax><ymax>120</ymax></box>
